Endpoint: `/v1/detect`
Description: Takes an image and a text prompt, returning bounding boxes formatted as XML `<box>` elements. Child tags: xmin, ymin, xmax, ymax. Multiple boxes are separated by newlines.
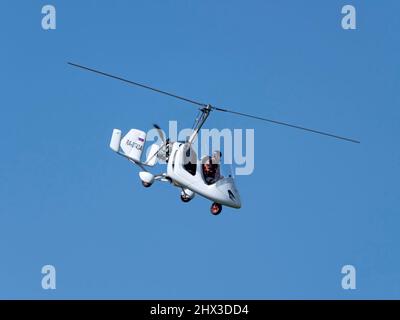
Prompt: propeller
<box><xmin>68</xmin><ymin>62</ymin><xmax>360</xmax><ymax>144</ymax></box>
<box><xmin>153</xmin><ymin>124</ymin><xmax>166</xmax><ymax>143</ymax></box>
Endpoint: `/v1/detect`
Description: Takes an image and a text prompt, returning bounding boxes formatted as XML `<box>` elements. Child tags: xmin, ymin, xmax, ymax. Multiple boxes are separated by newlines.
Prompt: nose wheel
<box><xmin>210</xmin><ymin>203</ymin><xmax>222</xmax><ymax>215</ymax></box>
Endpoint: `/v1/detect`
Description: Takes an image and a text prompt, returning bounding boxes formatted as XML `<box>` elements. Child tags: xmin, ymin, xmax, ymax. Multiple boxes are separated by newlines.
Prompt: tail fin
<box><xmin>120</xmin><ymin>129</ymin><xmax>147</xmax><ymax>162</ymax></box>
<box><xmin>110</xmin><ymin>129</ymin><xmax>122</xmax><ymax>152</ymax></box>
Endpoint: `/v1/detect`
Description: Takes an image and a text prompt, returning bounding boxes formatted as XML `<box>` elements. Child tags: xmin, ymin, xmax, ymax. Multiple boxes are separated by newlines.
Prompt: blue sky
<box><xmin>0</xmin><ymin>0</ymin><xmax>399</xmax><ymax>299</ymax></box>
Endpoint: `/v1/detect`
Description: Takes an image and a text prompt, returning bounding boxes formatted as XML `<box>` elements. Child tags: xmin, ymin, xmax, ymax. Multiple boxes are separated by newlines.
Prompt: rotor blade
<box><xmin>68</xmin><ymin>62</ymin><xmax>359</xmax><ymax>144</ymax></box>
<box><xmin>68</xmin><ymin>62</ymin><xmax>206</xmax><ymax>107</ymax></box>
<box><xmin>153</xmin><ymin>124</ymin><xmax>166</xmax><ymax>143</ymax></box>
<box><xmin>213</xmin><ymin>107</ymin><xmax>360</xmax><ymax>144</ymax></box>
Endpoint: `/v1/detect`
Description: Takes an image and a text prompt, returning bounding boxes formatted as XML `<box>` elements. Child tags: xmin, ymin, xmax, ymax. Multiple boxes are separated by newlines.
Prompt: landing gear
<box><xmin>180</xmin><ymin>193</ymin><xmax>191</xmax><ymax>203</ymax></box>
<box><xmin>142</xmin><ymin>181</ymin><xmax>152</xmax><ymax>188</ymax></box>
<box><xmin>180</xmin><ymin>189</ymin><xmax>194</xmax><ymax>203</ymax></box>
<box><xmin>210</xmin><ymin>202</ymin><xmax>222</xmax><ymax>215</ymax></box>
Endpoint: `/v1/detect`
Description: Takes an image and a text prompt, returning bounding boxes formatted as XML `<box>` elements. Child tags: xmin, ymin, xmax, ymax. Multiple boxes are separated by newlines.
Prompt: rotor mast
<box><xmin>188</xmin><ymin>105</ymin><xmax>212</xmax><ymax>145</ymax></box>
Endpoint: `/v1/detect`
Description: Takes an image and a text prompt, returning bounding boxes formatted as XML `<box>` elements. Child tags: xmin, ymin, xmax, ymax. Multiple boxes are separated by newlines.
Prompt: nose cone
<box><xmin>215</xmin><ymin>177</ymin><xmax>242</xmax><ymax>209</ymax></box>
<box><xmin>235</xmin><ymin>193</ymin><xmax>242</xmax><ymax>208</ymax></box>
<box><xmin>226</xmin><ymin>186</ymin><xmax>241</xmax><ymax>208</ymax></box>
<box><xmin>229</xmin><ymin>189</ymin><xmax>241</xmax><ymax>208</ymax></box>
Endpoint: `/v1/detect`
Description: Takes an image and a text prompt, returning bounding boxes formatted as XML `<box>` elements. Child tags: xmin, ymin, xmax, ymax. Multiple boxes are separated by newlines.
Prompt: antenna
<box><xmin>68</xmin><ymin>62</ymin><xmax>360</xmax><ymax>144</ymax></box>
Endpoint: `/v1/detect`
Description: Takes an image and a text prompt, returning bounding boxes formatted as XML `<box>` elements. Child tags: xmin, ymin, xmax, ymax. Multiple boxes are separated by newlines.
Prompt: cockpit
<box><xmin>181</xmin><ymin>144</ymin><xmax>233</xmax><ymax>186</ymax></box>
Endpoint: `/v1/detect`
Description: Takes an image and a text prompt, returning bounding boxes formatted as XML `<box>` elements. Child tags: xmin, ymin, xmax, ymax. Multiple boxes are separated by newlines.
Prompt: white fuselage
<box><xmin>166</xmin><ymin>143</ymin><xmax>241</xmax><ymax>209</ymax></box>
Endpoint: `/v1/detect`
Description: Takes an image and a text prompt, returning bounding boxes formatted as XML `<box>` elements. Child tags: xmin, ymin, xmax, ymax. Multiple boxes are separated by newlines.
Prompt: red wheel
<box><xmin>210</xmin><ymin>203</ymin><xmax>222</xmax><ymax>215</ymax></box>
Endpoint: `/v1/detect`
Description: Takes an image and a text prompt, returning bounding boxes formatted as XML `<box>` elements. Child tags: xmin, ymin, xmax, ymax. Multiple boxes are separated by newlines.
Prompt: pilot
<box><xmin>202</xmin><ymin>151</ymin><xmax>222</xmax><ymax>185</ymax></box>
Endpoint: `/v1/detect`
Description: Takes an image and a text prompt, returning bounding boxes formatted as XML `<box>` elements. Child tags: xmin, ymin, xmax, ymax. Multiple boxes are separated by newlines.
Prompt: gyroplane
<box><xmin>68</xmin><ymin>62</ymin><xmax>359</xmax><ymax>215</ymax></box>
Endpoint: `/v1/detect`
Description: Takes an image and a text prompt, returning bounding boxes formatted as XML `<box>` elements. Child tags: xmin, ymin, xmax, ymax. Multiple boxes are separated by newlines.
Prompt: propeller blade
<box><xmin>153</xmin><ymin>124</ymin><xmax>166</xmax><ymax>143</ymax></box>
<box><xmin>213</xmin><ymin>107</ymin><xmax>360</xmax><ymax>144</ymax></box>
<box><xmin>67</xmin><ymin>62</ymin><xmax>206</xmax><ymax>107</ymax></box>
